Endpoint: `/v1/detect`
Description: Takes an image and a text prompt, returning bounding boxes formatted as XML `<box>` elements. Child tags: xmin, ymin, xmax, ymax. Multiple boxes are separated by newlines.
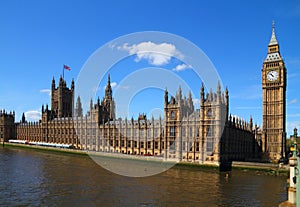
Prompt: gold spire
<box><xmin>269</xmin><ymin>20</ymin><xmax>278</xmax><ymax>46</ymax></box>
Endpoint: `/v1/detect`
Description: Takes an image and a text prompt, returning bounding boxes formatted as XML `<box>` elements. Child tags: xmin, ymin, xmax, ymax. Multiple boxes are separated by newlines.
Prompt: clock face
<box><xmin>267</xmin><ymin>70</ymin><xmax>279</xmax><ymax>81</ymax></box>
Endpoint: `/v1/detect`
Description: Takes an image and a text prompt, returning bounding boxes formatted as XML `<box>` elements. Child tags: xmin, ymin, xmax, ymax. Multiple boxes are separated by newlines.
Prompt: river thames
<box><xmin>0</xmin><ymin>146</ymin><xmax>287</xmax><ymax>207</ymax></box>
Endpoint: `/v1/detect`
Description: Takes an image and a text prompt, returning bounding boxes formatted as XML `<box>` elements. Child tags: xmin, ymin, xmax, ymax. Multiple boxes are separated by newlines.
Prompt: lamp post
<box><xmin>288</xmin><ymin>128</ymin><xmax>298</xmax><ymax>205</ymax></box>
<box><xmin>295</xmin><ymin>128</ymin><xmax>298</xmax><ymax>156</ymax></box>
<box><xmin>294</xmin><ymin>127</ymin><xmax>300</xmax><ymax>207</ymax></box>
<box><xmin>0</xmin><ymin>126</ymin><xmax>4</xmax><ymax>147</ymax></box>
<box><xmin>279</xmin><ymin>128</ymin><xmax>299</xmax><ymax>207</ymax></box>
<box><xmin>1</xmin><ymin>125</ymin><xmax>3</xmax><ymax>147</ymax></box>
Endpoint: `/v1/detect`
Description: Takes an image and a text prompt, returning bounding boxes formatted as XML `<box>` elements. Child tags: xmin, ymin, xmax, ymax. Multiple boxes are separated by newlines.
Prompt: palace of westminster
<box><xmin>0</xmin><ymin>24</ymin><xmax>287</xmax><ymax>164</ymax></box>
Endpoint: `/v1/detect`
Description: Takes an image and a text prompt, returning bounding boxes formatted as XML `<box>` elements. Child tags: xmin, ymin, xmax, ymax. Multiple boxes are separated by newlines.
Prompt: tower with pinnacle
<box><xmin>51</xmin><ymin>76</ymin><xmax>75</xmax><ymax>118</ymax></box>
<box><xmin>199</xmin><ymin>82</ymin><xmax>229</xmax><ymax>163</ymax></box>
<box><xmin>101</xmin><ymin>74</ymin><xmax>116</xmax><ymax>120</ymax></box>
<box><xmin>262</xmin><ymin>22</ymin><xmax>287</xmax><ymax>161</ymax></box>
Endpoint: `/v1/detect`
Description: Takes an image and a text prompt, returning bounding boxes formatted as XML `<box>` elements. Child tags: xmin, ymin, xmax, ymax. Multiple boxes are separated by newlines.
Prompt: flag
<box><xmin>63</xmin><ymin>65</ymin><xmax>71</xmax><ymax>71</ymax></box>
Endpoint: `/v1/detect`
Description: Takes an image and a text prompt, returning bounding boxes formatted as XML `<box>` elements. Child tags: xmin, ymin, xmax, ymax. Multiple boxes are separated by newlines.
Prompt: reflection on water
<box><xmin>0</xmin><ymin>147</ymin><xmax>287</xmax><ymax>207</ymax></box>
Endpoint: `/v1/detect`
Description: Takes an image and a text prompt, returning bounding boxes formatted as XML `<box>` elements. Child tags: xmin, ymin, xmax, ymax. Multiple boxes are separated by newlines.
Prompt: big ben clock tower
<box><xmin>262</xmin><ymin>22</ymin><xmax>287</xmax><ymax>162</ymax></box>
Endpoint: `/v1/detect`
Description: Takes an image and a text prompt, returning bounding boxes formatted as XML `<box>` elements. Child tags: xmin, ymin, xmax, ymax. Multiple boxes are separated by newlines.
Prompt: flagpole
<box><xmin>63</xmin><ymin>65</ymin><xmax>64</xmax><ymax>79</ymax></box>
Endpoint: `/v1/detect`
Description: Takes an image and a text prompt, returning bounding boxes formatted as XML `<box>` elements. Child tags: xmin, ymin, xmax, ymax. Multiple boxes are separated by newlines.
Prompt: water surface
<box><xmin>0</xmin><ymin>147</ymin><xmax>287</xmax><ymax>207</ymax></box>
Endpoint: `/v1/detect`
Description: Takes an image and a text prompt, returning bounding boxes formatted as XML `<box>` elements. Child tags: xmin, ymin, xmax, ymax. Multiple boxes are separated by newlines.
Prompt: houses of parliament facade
<box><xmin>0</xmin><ymin>24</ymin><xmax>287</xmax><ymax>163</ymax></box>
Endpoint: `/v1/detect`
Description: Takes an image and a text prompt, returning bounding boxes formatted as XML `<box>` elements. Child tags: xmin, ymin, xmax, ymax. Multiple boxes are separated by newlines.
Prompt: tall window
<box><xmin>189</xmin><ymin>142</ymin><xmax>193</xmax><ymax>151</ymax></box>
<box><xmin>206</xmin><ymin>126</ymin><xmax>214</xmax><ymax>137</ymax></box>
<box><xmin>182</xmin><ymin>127</ymin><xmax>186</xmax><ymax>136</ymax></box>
<box><xmin>170</xmin><ymin>127</ymin><xmax>175</xmax><ymax>137</ymax></box>
<box><xmin>171</xmin><ymin>111</ymin><xmax>175</xmax><ymax>119</ymax></box>
<box><xmin>207</xmin><ymin>109</ymin><xmax>213</xmax><ymax>118</ymax></box>
<box><xmin>196</xmin><ymin>142</ymin><xmax>199</xmax><ymax>151</ymax></box>
<box><xmin>141</xmin><ymin>130</ymin><xmax>144</xmax><ymax>138</ymax></box>
<box><xmin>170</xmin><ymin>141</ymin><xmax>175</xmax><ymax>150</ymax></box>
<box><xmin>155</xmin><ymin>141</ymin><xmax>159</xmax><ymax>149</ymax></box>
<box><xmin>155</xmin><ymin>129</ymin><xmax>158</xmax><ymax>137</ymax></box>
<box><xmin>207</xmin><ymin>141</ymin><xmax>213</xmax><ymax>152</ymax></box>
<box><xmin>189</xmin><ymin>127</ymin><xmax>193</xmax><ymax>137</ymax></box>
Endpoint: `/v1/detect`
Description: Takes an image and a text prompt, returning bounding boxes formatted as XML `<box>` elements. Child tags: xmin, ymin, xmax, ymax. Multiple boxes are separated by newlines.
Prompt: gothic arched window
<box><xmin>207</xmin><ymin>109</ymin><xmax>213</xmax><ymax>118</ymax></box>
<box><xmin>171</xmin><ymin>111</ymin><xmax>175</xmax><ymax>119</ymax></box>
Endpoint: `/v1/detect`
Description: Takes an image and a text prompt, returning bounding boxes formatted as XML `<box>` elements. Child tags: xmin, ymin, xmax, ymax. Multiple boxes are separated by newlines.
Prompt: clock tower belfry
<box><xmin>262</xmin><ymin>22</ymin><xmax>287</xmax><ymax>161</ymax></box>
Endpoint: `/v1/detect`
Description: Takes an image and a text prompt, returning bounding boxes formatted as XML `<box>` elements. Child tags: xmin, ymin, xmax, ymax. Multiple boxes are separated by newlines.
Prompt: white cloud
<box><xmin>90</xmin><ymin>82</ymin><xmax>119</xmax><ymax>95</ymax></box>
<box><xmin>25</xmin><ymin>110</ymin><xmax>41</xmax><ymax>122</ymax></box>
<box><xmin>172</xmin><ymin>63</ymin><xmax>192</xmax><ymax>72</ymax></box>
<box><xmin>92</xmin><ymin>86</ymin><xmax>100</xmax><ymax>93</ymax></box>
<box><xmin>235</xmin><ymin>106</ymin><xmax>261</xmax><ymax>110</ymax></box>
<box><xmin>288</xmin><ymin>99</ymin><xmax>297</xmax><ymax>105</ymax></box>
<box><xmin>287</xmin><ymin>114</ymin><xmax>300</xmax><ymax>117</ymax></box>
<box><xmin>109</xmin><ymin>43</ymin><xmax>116</xmax><ymax>49</ymax></box>
<box><xmin>117</xmin><ymin>41</ymin><xmax>184</xmax><ymax>66</ymax></box>
<box><xmin>121</xmin><ymin>85</ymin><xmax>130</xmax><ymax>90</ymax></box>
<box><xmin>192</xmin><ymin>98</ymin><xmax>200</xmax><ymax>105</ymax></box>
<box><xmin>111</xmin><ymin>82</ymin><xmax>117</xmax><ymax>89</ymax></box>
<box><xmin>98</xmin><ymin>82</ymin><xmax>118</xmax><ymax>92</ymax></box>
<box><xmin>40</xmin><ymin>89</ymin><xmax>51</xmax><ymax>96</ymax></box>
<box><xmin>288</xmin><ymin>73</ymin><xmax>298</xmax><ymax>79</ymax></box>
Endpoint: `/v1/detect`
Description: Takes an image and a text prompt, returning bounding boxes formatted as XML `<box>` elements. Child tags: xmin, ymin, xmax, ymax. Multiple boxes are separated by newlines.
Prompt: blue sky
<box><xmin>0</xmin><ymin>0</ymin><xmax>300</xmax><ymax>136</ymax></box>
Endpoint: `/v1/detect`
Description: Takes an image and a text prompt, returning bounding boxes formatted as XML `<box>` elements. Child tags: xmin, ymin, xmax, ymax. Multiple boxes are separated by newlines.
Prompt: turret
<box><xmin>59</xmin><ymin>75</ymin><xmax>64</xmax><ymax>86</ymax></box>
<box><xmin>90</xmin><ymin>99</ymin><xmax>93</xmax><ymax>110</ymax></box>
<box><xmin>164</xmin><ymin>88</ymin><xmax>168</xmax><ymax>106</ymax></box>
<box><xmin>75</xmin><ymin>96</ymin><xmax>83</xmax><ymax>117</ymax></box>
<box><xmin>52</xmin><ymin>76</ymin><xmax>56</xmax><ymax>90</ymax></box>
<box><xmin>200</xmin><ymin>83</ymin><xmax>205</xmax><ymax>105</ymax></box>
<box><xmin>209</xmin><ymin>88</ymin><xmax>213</xmax><ymax>102</ymax></box>
<box><xmin>97</xmin><ymin>97</ymin><xmax>100</xmax><ymax>105</ymax></box>
<box><xmin>188</xmin><ymin>91</ymin><xmax>193</xmax><ymax>108</ymax></box>
<box><xmin>105</xmin><ymin>74</ymin><xmax>112</xmax><ymax>99</ymax></box>
<box><xmin>177</xmin><ymin>86</ymin><xmax>182</xmax><ymax>102</ymax></box>
<box><xmin>217</xmin><ymin>80</ymin><xmax>221</xmax><ymax>102</ymax></box>
<box><xmin>225</xmin><ymin>86</ymin><xmax>229</xmax><ymax>120</ymax></box>
<box><xmin>71</xmin><ymin>78</ymin><xmax>75</xmax><ymax>91</ymax></box>
<box><xmin>229</xmin><ymin>114</ymin><xmax>232</xmax><ymax>125</ymax></box>
<box><xmin>21</xmin><ymin>112</ymin><xmax>26</xmax><ymax>123</ymax></box>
